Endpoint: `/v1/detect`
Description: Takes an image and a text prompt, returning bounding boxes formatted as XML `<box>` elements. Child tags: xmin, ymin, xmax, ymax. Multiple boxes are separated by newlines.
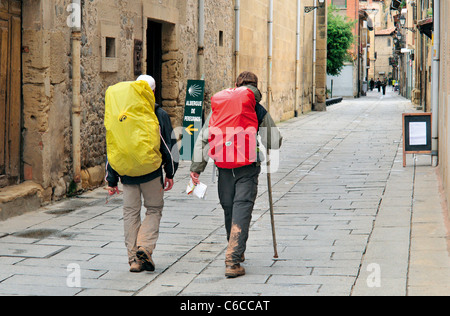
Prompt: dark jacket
<box><xmin>106</xmin><ymin>105</ymin><xmax>179</xmax><ymax>187</ymax></box>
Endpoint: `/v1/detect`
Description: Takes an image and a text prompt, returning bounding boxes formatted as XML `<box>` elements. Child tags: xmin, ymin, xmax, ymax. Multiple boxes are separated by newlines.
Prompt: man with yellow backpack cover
<box><xmin>104</xmin><ymin>75</ymin><xmax>179</xmax><ymax>273</ymax></box>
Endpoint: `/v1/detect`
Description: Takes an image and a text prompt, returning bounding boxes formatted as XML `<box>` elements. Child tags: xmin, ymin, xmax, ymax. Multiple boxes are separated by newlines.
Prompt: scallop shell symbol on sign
<box><xmin>188</xmin><ymin>84</ymin><xmax>202</xmax><ymax>98</ymax></box>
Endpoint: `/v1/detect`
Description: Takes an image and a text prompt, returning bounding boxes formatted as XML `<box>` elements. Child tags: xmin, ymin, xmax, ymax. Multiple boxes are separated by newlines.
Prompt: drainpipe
<box><xmin>267</xmin><ymin>0</ymin><xmax>273</xmax><ymax>113</ymax></box>
<box><xmin>312</xmin><ymin>0</ymin><xmax>317</xmax><ymax>108</ymax></box>
<box><xmin>235</xmin><ymin>0</ymin><xmax>240</xmax><ymax>81</ymax></box>
<box><xmin>431</xmin><ymin>0</ymin><xmax>440</xmax><ymax>166</ymax></box>
<box><xmin>198</xmin><ymin>0</ymin><xmax>205</xmax><ymax>80</ymax></box>
<box><xmin>71</xmin><ymin>0</ymin><xmax>82</xmax><ymax>184</ymax></box>
<box><xmin>295</xmin><ymin>0</ymin><xmax>301</xmax><ymax>117</ymax></box>
<box><xmin>142</xmin><ymin>1</ymin><xmax>147</xmax><ymax>76</ymax></box>
<box><xmin>302</xmin><ymin>9</ymin><xmax>306</xmax><ymax>114</ymax></box>
<box><xmin>313</xmin><ymin>0</ymin><xmax>317</xmax><ymax>100</ymax></box>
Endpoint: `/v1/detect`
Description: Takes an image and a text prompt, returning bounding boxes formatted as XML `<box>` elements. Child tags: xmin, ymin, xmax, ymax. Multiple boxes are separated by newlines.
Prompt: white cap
<box><xmin>136</xmin><ymin>75</ymin><xmax>156</xmax><ymax>92</ymax></box>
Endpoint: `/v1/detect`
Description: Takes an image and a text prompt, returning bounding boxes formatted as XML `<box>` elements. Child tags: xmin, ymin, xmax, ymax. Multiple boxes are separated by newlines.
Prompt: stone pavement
<box><xmin>0</xmin><ymin>90</ymin><xmax>449</xmax><ymax>296</ymax></box>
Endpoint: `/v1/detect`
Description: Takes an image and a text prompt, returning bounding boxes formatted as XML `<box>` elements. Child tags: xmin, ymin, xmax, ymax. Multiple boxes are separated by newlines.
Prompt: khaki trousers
<box><xmin>122</xmin><ymin>177</ymin><xmax>164</xmax><ymax>263</ymax></box>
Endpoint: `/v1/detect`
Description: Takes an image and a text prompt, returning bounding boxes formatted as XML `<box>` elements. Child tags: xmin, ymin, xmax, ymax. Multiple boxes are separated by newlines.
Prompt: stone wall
<box><xmin>272</xmin><ymin>0</ymin><xmax>298</xmax><ymax>119</ymax></box>
<box><xmin>22</xmin><ymin>0</ymin><xmax>72</xmax><ymax>201</ymax></box>
<box><xmin>20</xmin><ymin>0</ymin><xmax>320</xmax><ymax>202</ymax></box>
<box><xmin>178</xmin><ymin>0</ymin><xmax>234</xmax><ymax>115</ymax></box>
<box><xmin>239</xmin><ymin>0</ymin><xmax>317</xmax><ymax>122</ymax></box>
<box><xmin>301</xmin><ymin>1</ymin><xmax>316</xmax><ymax>114</ymax></box>
<box><xmin>20</xmin><ymin>0</ymin><xmax>236</xmax><ymax>201</ymax></box>
<box><xmin>374</xmin><ymin>35</ymin><xmax>393</xmax><ymax>80</ymax></box>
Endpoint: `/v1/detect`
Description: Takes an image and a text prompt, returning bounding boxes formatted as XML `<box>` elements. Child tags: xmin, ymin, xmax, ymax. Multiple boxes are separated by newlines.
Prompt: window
<box><xmin>332</xmin><ymin>0</ymin><xmax>347</xmax><ymax>8</ymax></box>
<box><xmin>105</xmin><ymin>37</ymin><xmax>116</xmax><ymax>58</ymax></box>
<box><xmin>100</xmin><ymin>21</ymin><xmax>119</xmax><ymax>72</ymax></box>
<box><xmin>219</xmin><ymin>31</ymin><xmax>224</xmax><ymax>47</ymax></box>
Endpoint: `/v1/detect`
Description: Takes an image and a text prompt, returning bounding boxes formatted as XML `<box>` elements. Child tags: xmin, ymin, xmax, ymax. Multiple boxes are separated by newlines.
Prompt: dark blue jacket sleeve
<box><xmin>256</xmin><ymin>103</ymin><xmax>268</xmax><ymax>128</ymax></box>
<box><xmin>156</xmin><ymin>107</ymin><xmax>179</xmax><ymax>179</ymax></box>
<box><xmin>105</xmin><ymin>159</ymin><xmax>120</xmax><ymax>187</ymax></box>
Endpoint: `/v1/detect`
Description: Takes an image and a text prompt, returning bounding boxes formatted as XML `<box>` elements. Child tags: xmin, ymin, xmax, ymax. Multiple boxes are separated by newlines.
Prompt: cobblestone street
<box><xmin>0</xmin><ymin>90</ymin><xmax>449</xmax><ymax>296</ymax></box>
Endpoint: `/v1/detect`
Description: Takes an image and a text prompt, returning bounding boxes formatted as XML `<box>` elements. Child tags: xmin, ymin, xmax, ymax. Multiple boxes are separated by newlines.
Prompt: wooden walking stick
<box><xmin>266</xmin><ymin>148</ymin><xmax>279</xmax><ymax>259</ymax></box>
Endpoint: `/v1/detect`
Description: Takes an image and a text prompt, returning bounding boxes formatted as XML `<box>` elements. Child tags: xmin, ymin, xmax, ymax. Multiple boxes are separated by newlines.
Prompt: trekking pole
<box><xmin>266</xmin><ymin>148</ymin><xmax>279</xmax><ymax>259</ymax></box>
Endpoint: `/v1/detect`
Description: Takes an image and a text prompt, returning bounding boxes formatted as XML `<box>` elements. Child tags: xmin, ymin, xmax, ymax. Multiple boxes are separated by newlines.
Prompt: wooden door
<box><xmin>0</xmin><ymin>0</ymin><xmax>21</xmax><ymax>188</ymax></box>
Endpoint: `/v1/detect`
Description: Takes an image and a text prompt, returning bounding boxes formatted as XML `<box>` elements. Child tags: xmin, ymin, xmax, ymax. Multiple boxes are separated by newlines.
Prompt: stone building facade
<box><xmin>390</xmin><ymin>0</ymin><xmax>450</xmax><ymax>215</ymax></box>
<box><xmin>374</xmin><ymin>27</ymin><xmax>396</xmax><ymax>80</ymax></box>
<box><xmin>0</xmin><ymin>0</ymin><xmax>326</xmax><ymax>218</ymax></box>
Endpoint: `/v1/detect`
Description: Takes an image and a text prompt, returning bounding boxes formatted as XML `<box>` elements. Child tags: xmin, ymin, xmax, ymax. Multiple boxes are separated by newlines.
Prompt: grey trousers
<box><xmin>218</xmin><ymin>164</ymin><xmax>260</xmax><ymax>266</ymax></box>
<box><xmin>122</xmin><ymin>177</ymin><xmax>164</xmax><ymax>264</ymax></box>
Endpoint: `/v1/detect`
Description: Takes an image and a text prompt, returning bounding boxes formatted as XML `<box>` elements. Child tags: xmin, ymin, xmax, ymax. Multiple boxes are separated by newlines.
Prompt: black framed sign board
<box><xmin>180</xmin><ymin>80</ymin><xmax>205</xmax><ymax>161</ymax></box>
<box><xmin>402</xmin><ymin>113</ymin><xmax>432</xmax><ymax>167</ymax></box>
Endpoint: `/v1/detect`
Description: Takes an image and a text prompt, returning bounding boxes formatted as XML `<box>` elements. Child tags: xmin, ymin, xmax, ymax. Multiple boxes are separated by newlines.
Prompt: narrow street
<box><xmin>0</xmin><ymin>89</ymin><xmax>449</xmax><ymax>296</ymax></box>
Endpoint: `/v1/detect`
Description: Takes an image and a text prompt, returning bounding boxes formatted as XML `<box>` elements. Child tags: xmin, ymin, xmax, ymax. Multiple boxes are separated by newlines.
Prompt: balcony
<box><xmin>417</xmin><ymin>18</ymin><xmax>433</xmax><ymax>39</ymax></box>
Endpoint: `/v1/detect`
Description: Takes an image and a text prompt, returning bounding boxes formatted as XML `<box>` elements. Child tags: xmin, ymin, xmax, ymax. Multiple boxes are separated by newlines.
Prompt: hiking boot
<box><xmin>129</xmin><ymin>259</ymin><xmax>143</xmax><ymax>273</ymax></box>
<box><xmin>136</xmin><ymin>247</ymin><xmax>155</xmax><ymax>272</ymax></box>
<box><xmin>225</xmin><ymin>264</ymin><xmax>245</xmax><ymax>278</ymax></box>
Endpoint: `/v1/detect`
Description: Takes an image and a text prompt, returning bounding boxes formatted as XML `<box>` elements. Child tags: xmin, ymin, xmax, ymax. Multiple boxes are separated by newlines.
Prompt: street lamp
<box><xmin>305</xmin><ymin>0</ymin><xmax>325</xmax><ymax>13</ymax></box>
<box><xmin>399</xmin><ymin>14</ymin><xmax>416</xmax><ymax>33</ymax></box>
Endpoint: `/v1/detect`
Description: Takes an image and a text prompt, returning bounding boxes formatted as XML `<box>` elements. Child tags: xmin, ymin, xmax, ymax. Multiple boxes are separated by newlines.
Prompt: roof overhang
<box><xmin>375</xmin><ymin>27</ymin><xmax>396</xmax><ymax>36</ymax></box>
<box><xmin>390</xmin><ymin>0</ymin><xmax>402</xmax><ymax>11</ymax></box>
<box><xmin>359</xmin><ymin>10</ymin><xmax>374</xmax><ymax>31</ymax></box>
<box><xmin>417</xmin><ymin>18</ymin><xmax>433</xmax><ymax>39</ymax></box>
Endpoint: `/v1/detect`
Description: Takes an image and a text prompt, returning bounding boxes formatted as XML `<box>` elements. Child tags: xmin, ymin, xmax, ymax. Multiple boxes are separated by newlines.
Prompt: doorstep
<box><xmin>0</xmin><ymin>181</ymin><xmax>44</xmax><ymax>221</ymax></box>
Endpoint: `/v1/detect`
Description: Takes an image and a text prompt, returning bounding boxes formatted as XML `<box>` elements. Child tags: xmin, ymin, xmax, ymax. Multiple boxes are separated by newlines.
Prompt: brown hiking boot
<box><xmin>129</xmin><ymin>259</ymin><xmax>143</xmax><ymax>273</ymax></box>
<box><xmin>225</xmin><ymin>264</ymin><xmax>245</xmax><ymax>278</ymax></box>
<box><xmin>136</xmin><ymin>247</ymin><xmax>155</xmax><ymax>272</ymax></box>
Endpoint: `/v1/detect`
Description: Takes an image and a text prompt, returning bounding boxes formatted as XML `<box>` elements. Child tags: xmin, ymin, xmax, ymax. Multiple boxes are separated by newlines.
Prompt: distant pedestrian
<box><xmin>377</xmin><ymin>78</ymin><xmax>381</xmax><ymax>92</ymax></box>
<box><xmin>369</xmin><ymin>79</ymin><xmax>374</xmax><ymax>91</ymax></box>
<box><xmin>382</xmin><ymin>80</ymin><xmax>387</xmax><ymax>95</ymax></box>
<box><xmin>105</xmin><ymin>75</ymin><xmax>179</xmax><ymax>273</ymax></box>
<box><xmin>190</xmin><ymin>71</ymin><xmax>282</xmax><ymax>278</ymax></box>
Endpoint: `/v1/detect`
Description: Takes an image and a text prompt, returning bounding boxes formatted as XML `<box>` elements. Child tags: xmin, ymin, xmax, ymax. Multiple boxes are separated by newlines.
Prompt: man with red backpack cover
<box><xmin>190</xmin><ymin>72</ymin><xmax>282</xmax><ymax>278</ymax></box>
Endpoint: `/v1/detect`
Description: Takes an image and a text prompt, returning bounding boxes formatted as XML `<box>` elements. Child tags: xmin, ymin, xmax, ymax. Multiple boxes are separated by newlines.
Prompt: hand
<box><xmin>106</xmin><ymin>186</ymin><xmax>119</xmax><ymax>195</ymax></box>
<box><xmin>164</xmin><ymin>178</ymin><xmax>174</xmax><ymax>192</ymax></box>
<box><xmin>190</xmin><ymin>172</ymin><xmax>200</xmax><ymax>185</ymax></box>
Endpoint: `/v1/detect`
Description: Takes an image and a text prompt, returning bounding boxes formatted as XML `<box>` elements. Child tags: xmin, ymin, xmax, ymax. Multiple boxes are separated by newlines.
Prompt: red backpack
<box><xmin>208</xmin><ymin>87</ymin><xmax>259</xmax><ymax>169</ymax></box>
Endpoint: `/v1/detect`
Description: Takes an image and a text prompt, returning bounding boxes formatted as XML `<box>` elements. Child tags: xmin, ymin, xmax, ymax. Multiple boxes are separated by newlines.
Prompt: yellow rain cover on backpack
<box><xmin>105</xmin><ymin>80</ymin><xmax>162</xmax><ymax>177</ymax></box>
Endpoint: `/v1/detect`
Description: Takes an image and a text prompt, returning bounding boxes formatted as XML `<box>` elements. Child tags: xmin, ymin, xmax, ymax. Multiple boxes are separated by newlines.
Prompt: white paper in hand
<box><xmin>186</xmin><ymin>179</ymin><xmax>207</xmax><ymax>200</ymax></box>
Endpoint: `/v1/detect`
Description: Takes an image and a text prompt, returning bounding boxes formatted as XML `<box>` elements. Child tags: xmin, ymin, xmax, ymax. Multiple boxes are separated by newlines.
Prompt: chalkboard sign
<box><xmin>402</xmin><ymin>113</ymin><xmax>432</xmax><ymax>167</ymax></box>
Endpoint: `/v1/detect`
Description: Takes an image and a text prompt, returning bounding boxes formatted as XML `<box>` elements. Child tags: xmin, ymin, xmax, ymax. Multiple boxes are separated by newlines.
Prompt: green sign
<box><xmin>180</xmin><ymin>80</ymin><xmax>205</xmax><ymax>161</ymax></box>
